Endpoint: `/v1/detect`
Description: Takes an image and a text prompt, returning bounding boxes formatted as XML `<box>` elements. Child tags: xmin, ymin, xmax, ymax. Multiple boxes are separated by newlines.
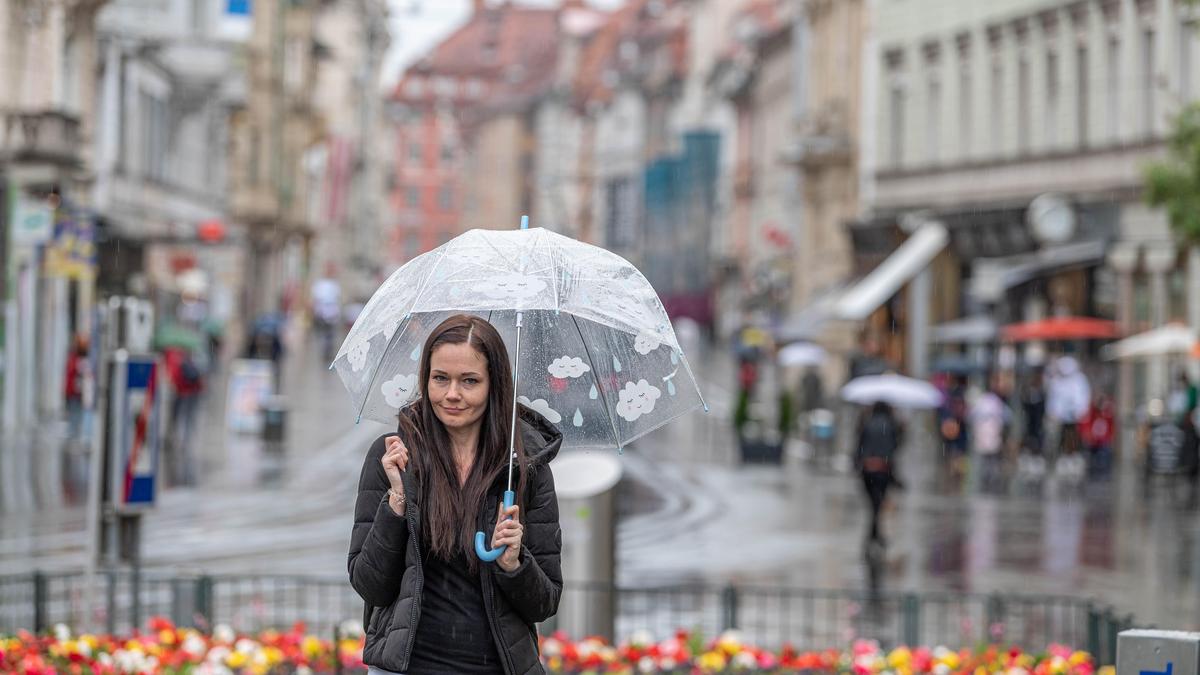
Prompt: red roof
<box><xmin>572</xmin><ymin>0</ymin><xmax>686</xmax><ymax>108</ymax></box>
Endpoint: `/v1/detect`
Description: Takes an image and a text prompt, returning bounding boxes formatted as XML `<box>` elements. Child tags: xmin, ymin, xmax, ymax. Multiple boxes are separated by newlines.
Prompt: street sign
<box><xmin>1118</xmin><ymin>630</ymin><xmax>1200</xmax><ymax>675</ymax></box>
<box><xmin>108</xmin><ymin>352</ymin><xmax>161</xmax><ymax>512</ymax></box>
<box><xmin>10</xmin><ymin>196</ymin><xmax>53</xmax><ymax>246</ymax></box>
<box><xmin>225</xmin><ymin>358</ymin><xmax>275</xmax><ymax>434</ymax></box>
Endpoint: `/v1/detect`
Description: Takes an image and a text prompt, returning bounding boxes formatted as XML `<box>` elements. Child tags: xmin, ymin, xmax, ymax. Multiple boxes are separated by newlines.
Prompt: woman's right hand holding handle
<box><xmin>382</xmin><ymin>435</ymin><xmax>409</xmax><ymax>516</ymax></box>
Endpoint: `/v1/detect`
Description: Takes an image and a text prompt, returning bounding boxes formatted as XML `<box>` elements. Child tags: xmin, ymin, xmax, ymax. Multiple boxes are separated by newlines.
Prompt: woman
<box><xmin>855</xmin><ymin>401</ymin><xmax>902</xmax><ymax>548</ymax></box>
<box><xmin>348</xmin><ymin>315</ymin><xmax>563</xmax><ymax>675</ymax></box>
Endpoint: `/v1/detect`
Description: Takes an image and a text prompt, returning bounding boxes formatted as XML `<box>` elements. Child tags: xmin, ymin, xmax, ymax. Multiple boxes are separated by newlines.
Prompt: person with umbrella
<box><xmin>348</xmin><ymin>315</ymin><xmax>562</xmax><ymax>675</ymax></box>
<box><xmin>855</xmin><ymin>401</ymin><xmax>903</xmax><ymax>550</ymax></box>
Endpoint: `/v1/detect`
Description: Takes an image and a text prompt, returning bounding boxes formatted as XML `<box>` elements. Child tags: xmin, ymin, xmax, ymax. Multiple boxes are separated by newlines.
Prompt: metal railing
<box><xmin>0</xmin><ymin>570</ymin><xmax>1135</xmax><ymax>664</ymax></box>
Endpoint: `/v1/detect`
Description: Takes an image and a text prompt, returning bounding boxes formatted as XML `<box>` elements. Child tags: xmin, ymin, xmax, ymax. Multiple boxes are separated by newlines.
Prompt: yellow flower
<box><xmin>1018</xmin><ymin>655</ymin><xmax>1035</xmax><ymax>669</ymax></box>
<box><xmin>938</xmin><ymin>653</ymin><xmax>962</xmax><ymax>670</ymax></box>
<box><xmin>1050</xmin><ymin>656</ymin><xmax>1069</xmax><ymax>674</ymax></box>
<box><xmin>889</xmin><ymin>647</ymin><xmax>913</xmax><ymax>669</ymax></box>
<box><xmin>263</xmin><ymin>646</ymin><xmax>284</xmax><ymax>666</ymax></box>
<box><xmin>697</xmin><ymin>650</ymin><xmax>728</xmax><ymax>672</ymax></box>
<box><xmin>159</xmin><ymin>629</ymin><xmax>177</xmax><ymax>645</ymax></box>
<box><xmin>1098</xmin><ymin>666</ymin><xmax>1116</xmax><ymax>675</ymax></box>
<box><xmin>80</xmin><ymin>635</ymin><xmax>99</xmax><ymax>651</ymax></box>
<box><xmin>124</xmin><ymin>639</ymin><xmax>144</xmax><ymax>653</ymax></box>
<box><xmin>548</xmin><ymin>656</ymin><xmax>562</xmax><ymax>672</ymax></box>
<box><xmin>302</xmin><ymin>636</ymin><xmax>323</xmax><ymax>659</ymax></box>
<box><xmin>975</xmin><ymin>665</ymin><xmax>988</xmax><ymax>675</ymax></box>
<box><xmin>226</xmin><ymin>650</ymin><xmax>249</xmax><ymax>669</ymax></box>
<box><xmin>1069</xmin><ymin>652</ymin><xmax>1090</xmax><ymax>666</ymax></box>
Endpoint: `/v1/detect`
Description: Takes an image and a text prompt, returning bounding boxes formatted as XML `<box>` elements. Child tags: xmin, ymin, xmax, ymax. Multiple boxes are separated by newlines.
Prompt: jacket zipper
<box><xmin>481</xmin><ymin>493</ymin><xmax>520</xmax><ymax>675</ymax></box>
<box><xmin>401</xmin><ymin>481</ymin><xmax>423</xmax><ymax>665</ymax></box>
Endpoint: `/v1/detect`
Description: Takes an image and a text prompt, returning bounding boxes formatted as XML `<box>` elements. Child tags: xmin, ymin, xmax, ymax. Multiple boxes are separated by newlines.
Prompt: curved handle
<box><xmin>474</xmin><ymin>490</ymin><xmax>515</xmax><ymax>562</ymax></box>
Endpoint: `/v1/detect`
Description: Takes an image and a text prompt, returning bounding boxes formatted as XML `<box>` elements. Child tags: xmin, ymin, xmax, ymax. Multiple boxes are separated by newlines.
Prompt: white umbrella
<box><xmin>778</xmin><ymin>342</ymin><xmax>827</xmax><ymax>367</ymax></box>
<box><xmin>1103</xmin><ymin>324</ymin><xmax>1197</xmax><ymax>360</ymax></box>
<box><xmin>840</xmin><ymin>373</ymin><xmax>943</xmax><ymax>409</ymax></box>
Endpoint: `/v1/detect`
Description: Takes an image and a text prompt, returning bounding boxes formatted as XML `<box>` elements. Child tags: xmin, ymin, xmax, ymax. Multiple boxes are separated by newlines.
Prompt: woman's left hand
<box><xmin>492</xmin><ymin>502</ymin><xmax>523</xmax><ymax>572</ymax></box>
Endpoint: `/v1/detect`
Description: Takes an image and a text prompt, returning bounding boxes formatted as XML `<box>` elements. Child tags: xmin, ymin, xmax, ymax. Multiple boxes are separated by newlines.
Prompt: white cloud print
<box><xmin>634</xmin><ymin>331</ymin><xmax>662</xmax><ymax>355</ymax></box>
<box><xmin>616</xmin><ymin>379</ymin><xmax>662</xmax><ymax>422</ymax></box>
<box><xmin>548</xmin><ymin>356</ymin><xmax>591</xmax><ymax>379</ymax></box>
<box><xmin>518</xmin><ymin>395</ymin><xmax>562</xmax><ymax>424</ymax></box>
<box><xmin>474</xmin><ymin>273</ymin><xmax>547</xmax><ymax>301</ymax></box>
<box><xmin>381</xmin><ymin>373</ymin><xmax>417</xmax><ymax>408</ymax></box>
<box><xmin>346</xmin><ymin>340</ymin><xmax>371</xmax><ymax>372</ymax></box>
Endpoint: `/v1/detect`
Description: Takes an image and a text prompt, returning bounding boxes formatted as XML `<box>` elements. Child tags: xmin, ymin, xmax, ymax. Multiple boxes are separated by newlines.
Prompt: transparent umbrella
<box><xmin>332</xmin><ymin>219</ymin><xmax>706</xmax><ymax>559</ymax></box>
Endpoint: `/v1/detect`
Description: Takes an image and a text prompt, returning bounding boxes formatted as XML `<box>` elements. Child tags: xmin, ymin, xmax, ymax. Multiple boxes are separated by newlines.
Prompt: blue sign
<box><xmin>1142</xmin><ymin>664</ymin><xmax>1174</xmax><ymax>675</ymax></box>
<box><xmin>227</xmin><ymin>0</ymin><xmax>251</xmax><ymax>16</ymax></box>
<box><xmin>110</xmin><ymin>354</ymin><xmax>161</xmax><ymax>511</ymax></box>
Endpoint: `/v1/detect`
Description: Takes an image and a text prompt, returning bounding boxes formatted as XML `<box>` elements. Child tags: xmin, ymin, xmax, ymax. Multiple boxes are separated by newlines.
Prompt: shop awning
<box><xmin>930</xmin><ymin>315</ymin><xmax>998</xmax><ymax>344</ymax></box>
<box><xmin>968</xmin><ymin>240</ymin><xmax>1106</xmax><ymax>302</ymax></box>
<box><xmin>834</xmin><ymin>222</ymin><xmax>949</xmax><ymax>321</ymax></box>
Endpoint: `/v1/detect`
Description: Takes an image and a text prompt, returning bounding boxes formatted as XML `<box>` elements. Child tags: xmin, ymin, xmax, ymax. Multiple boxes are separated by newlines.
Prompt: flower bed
<box><xmin>0</xmin><ymin>618</ymin><xmax>1114</xmax><ymax>675</ymax></box>
<box><xmin>538</xmin><ymin>630</ymin><xmax>1114</xmax><ymax>675</ymax></box>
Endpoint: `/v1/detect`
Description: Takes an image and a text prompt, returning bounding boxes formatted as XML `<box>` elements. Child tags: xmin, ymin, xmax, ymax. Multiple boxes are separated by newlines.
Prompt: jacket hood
<box><xmin>518</xmin><ymin>404</ymin><xmax>563</xmax><ymax>466</ymax></box>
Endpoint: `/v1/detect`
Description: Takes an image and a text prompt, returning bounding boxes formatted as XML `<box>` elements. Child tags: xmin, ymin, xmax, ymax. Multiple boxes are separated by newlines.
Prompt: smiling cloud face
<box><xmin>634</xmin><ymin>331</ymin><xmax>662</xmax><ymax>355</ymax></box>
<box><xmin>381</xmin><ymin>373</ymin><xmax>417</xmax><ymax>408</ymax></box>
<box><xmin>346</xmin><ymin>340</ymin><xmax>371</xmax><ymax>372</ymax></box>
<box><xmin>615</xmin><ymin>379</ymin><xmax>662</xmax><ymax>422</ymax></box>
<box><xmin>548</xmin><ymin>355</ymin><xmax>591</xmax><ymax>379</ymax></box>
<box><xmin>517</xmin><ymin>396</ymin><xmax>562</xmax><ymax>424</ymax></box>
<box><xmin>474</xmin><ymin>273</ymin><xmax>547</xmax><ymax>301</ymax></box>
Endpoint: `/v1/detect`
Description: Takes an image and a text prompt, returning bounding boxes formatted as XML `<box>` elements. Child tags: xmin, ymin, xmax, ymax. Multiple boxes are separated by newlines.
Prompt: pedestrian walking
<box><xmin>969</xmin><ymin>382</ymin><xmax>1010</xmax><ymax>493</ymax></box>
<box><xmin>939</xmin><ymin>376</ymin><xmax>969</xmax><ymax>483</ymax></box>
<box><xmin>164</xmin><ymin>345</ymin><xmax>205</xmax><ymax>486</ymax></box>
<box><xmin>348</xmin><ymin>315</ymin><xmax>562</xmax><ymax>675</ymax></box>
<box><xmin>1080</xmin><ymin>394</ymin><xmax>1116</xmax><ymax>478</ymax></box>
<box><xmin>1047</xmin><ymin>355</ymin><xmax>1091</xmax><ymax>458</ymax></box>
<box><xmin>855</xmin><ymin>401</ymin><xmax>902</xmax><ymax>550</ymax></box>
<box><xmin>1180</xmin><ymin>406</ymin><xmax>1200</xmax><ymax>508</ymax></box>
<box><xmin>63</xmin><ymin>332</ymin><xmax>93</xmax><ymax>450</ymax></box>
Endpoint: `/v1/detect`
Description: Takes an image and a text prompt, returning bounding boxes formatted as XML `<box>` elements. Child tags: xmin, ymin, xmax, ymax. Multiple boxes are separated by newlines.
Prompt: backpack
<box><xmin>180</xmin><ymin>356</ymin><xmax>202</xmax><ymax>388</ymax></box>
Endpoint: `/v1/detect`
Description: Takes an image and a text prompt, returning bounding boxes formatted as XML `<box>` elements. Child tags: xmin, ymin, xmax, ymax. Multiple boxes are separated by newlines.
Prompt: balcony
<box><xmin>786</xmin><ymin>101</ymin><xmax>852</xmax><ymax>169</ymax></box>
<box><xmin>0</xmin><ymin>110</ymin><xmax>83</xmax><ymax>166</ymax></box>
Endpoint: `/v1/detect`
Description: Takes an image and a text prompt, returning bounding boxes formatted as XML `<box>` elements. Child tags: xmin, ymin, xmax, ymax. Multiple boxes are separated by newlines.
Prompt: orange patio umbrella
<box><xmin>1001</xmin><ymin>316</ymin><xmax>1121</xmax><ymax>342</ymax></box>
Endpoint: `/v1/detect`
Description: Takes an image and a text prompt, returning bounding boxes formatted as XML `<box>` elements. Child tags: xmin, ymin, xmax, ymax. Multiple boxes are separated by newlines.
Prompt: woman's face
<box><xmin>428</xmin><ymin>342</ymin><xmax>490</xmax><ymax>432</ymax></box>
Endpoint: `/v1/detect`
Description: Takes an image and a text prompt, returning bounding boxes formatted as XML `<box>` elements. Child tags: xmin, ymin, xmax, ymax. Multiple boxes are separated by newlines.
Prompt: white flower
<box><xmin>235</xmin><ymin>638</ymin><xmax>257</xmax><ymax>654</ymax></box>
<box><xmin>381</xmin><ymin>373</ymin><xmax>417</xmax><ymax>408</ymax></box>
<box><xmin>634</xmin><ymin>331</ymin><xmax>662</xmax><ymax>355</ymax></box>
<box><xmin>77</xmin><ymin>640</ymin><xmax>92</xmax><ymax>657</ymax></box>
<box><xmin>518</xmin><ymin>396</ymin><xmax>561</xmax><ymax>423</ymax></box>
<box><xmin>182</xmin><ymin>633</ymin><xmax>208</xmax><ymax>658</ymax></box>
<box><xmin>338</xmin><ymin>620</ymin><xmax>365</xmax><ymax>639</ymax></box>
<box><xmin>638</xmin><ymin>656</ymin><xmax>656</xmax><ymax>673</ymax></box>
<box><xmin>53</xmin><ymin>623</ymin><xmax>71</xmax><ymax>641</ymax></box>
<box><xmin>628</xmin><ymin>629</ymin><xmax>655</xmax><ymax>648</ymax></box>
<box><xmin>195</xmin><ymin>663</ymin><xmax>234</xmax><ymax>675</ymax></box>
<box><xmin>206</xmin><ymin>645</ymin><xmax>232</xmax><ymax>664</ymax></box>
<box><xmin>548</xmin><ymin>355</ymin><xmax>591</xmax><ymax>379</ymax></box>
<box><xmin>97</xmin><ymin>653</ymin><xmax>113</xmax><ymax>667</ymax></box>
<box><xmin>733</xmin><ymin>651</ymin><xmax>758</xmax><ymax>669</ymax></box>
<box><xmin>295</xmin><ymin>666</ymin><xmax>315</xmax><ymax>675</ymax></box>
<box><xmin>934</xmin><ymin>664</ymin><xmax>951</xmax><ymax>675</ymax></box>
<box><xmin>615</xmin><ymin>379</ymin><xmax>662</xmax><ymax>422</ymax></box>
<box><xmin>346</xmin><ymin>339</ymin><xmax>371</xmax><ymax>372</ymax></box>
<box><xmin>473</xmin><ymin>273</ymin><xmax>547</xmax><ymax>301</ymax></box>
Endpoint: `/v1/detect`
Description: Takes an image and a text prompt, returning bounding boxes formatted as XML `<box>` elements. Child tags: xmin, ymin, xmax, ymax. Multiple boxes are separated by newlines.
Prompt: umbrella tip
<box><xmin>520</xmin><ymin>215</ymin><xmax>529</xmax><ymax>230</ymax></box>
<box><xmin>703</xmin><ymin>403</ymin><xmax>710</xmax><ymax>413</ymax></box>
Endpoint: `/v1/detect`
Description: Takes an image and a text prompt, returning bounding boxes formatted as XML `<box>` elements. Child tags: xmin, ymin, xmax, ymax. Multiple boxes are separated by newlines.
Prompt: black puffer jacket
<box><xmin>348</xmin><ymin>409</ymin><xmax>563</xmax><ymax>675</ymax></box>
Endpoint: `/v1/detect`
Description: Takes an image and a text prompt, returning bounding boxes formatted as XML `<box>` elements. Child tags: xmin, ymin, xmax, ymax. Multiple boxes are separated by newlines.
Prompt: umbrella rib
<box><xmin>405</xmin><ymin>246</ymin><xmax>452</xmax><ymax>315</ymax></box>
<box><xmin>570</xmin><ymin>314</ymin><xmax>624</xmax><ymax>449</ymax></box>
<box><xmin>354</xmin><ymin>313</ymin><xmax>413</xmax><ymax>424</ymax></box>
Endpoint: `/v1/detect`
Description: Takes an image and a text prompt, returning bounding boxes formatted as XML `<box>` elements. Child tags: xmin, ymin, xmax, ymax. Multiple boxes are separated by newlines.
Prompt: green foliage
<box><xmin>1144</xmin><ymin>103</ymin><xmax>1200</xmax><ymax>243</ymax></box>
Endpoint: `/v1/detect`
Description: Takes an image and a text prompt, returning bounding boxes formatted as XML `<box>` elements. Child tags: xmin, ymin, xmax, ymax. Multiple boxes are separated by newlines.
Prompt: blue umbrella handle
<box><xmin>474</xmin><ymin>490</ymin><xmax>515</xmax><ymax>562</ymax></box>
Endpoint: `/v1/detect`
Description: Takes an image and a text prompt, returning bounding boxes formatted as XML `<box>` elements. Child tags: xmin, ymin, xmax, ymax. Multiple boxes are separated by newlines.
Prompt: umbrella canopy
<box><xmin>333</xmin><ymin>227</ymin><xmax>706</xmax><ymax>451</ymax></box>
<box><xmin>778</xmin><ymin>342</ymin><xmax>827</xmax><ymax>367</ymax></box>
<box><xmin>1001</xmin><ymin>316</ymin><xmax>1121</xmax><ymax>342</ymax></box>
<box><xmin>154</xmin><ymin>322</ymin><xmax>204</xmax><ymax>352</ymax></box>
<box><xmin>1104</xmin><ymin>324</ymin><xmax>1197</xmax><ymax>360</ymax></box>
<box><xmin>841</xmin><ymin>373</ymin><xmax>944</xmax><ymax>409</ymax></box>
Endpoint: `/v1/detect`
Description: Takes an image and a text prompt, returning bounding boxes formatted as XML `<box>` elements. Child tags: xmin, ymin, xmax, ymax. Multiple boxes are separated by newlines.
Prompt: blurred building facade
<box><xmin>0</xmin><ymin>0</ymin><xmax>109</xmax><ymax>440</ymax></box>
<box><xmin>850</xmin><ymin>0</ymin><xmax>1197</xmax><ymax>424</ymax></box>
<box><xmin>92</xmin><ymin>0</ymin><xmax>250</xmax><ymax>355</ymax></box>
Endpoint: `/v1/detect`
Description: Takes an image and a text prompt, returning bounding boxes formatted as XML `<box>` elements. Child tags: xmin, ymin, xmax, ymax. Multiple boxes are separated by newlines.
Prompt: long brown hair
<box><xmin>398</xmin><ymin>314</ymin><xmax>529</xmax><ymax>572</ymax></box>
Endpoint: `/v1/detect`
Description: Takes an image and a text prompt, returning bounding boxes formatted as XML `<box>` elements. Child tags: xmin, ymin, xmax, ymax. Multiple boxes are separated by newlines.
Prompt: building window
<box><xmin>1182</xmin><ymin>20</ymin><xmax>1197</xmax><ymax>103</ymax></box>
<box><xmin>889</xmin><ymin>84</ymin><xmax>905</xmax><ymax>167</ymax></box>
<box><xmin>1045</xmin><ymin>50</ymin><xmax>1060</xmax><ymax>148</ymax></box>
<box><xmin>406</xmin><ymin>186</ymin><xmax>421</xmax><ymax>209</ymax></box>
<box><xmin>1017</xmin><ymin>55</ymin><xmax>1031</xmax><ymax>154</ymax></box>
<box><xmin>405</xmin><ymin>231</ymin><xmax>420</xmax><ymax>257</ymax></box>
<box><xmin>140</xmin><ymin>89</ymin><xmax>168</xmax><ymax>182</ymax></box>
<box><xmin>248</xmin><ymin>126</ymin><xmax>261</xmax><ymax>185</ymax></box>
<box><xmin>1106</xmin><ymin>36</ymin><xmax>1120</xmax><ymax>139</ymax></box>
<box><xmin>1142</xmin><ymin>28</ymin><xmax>1156</xmax><ymax>137</ymax></box>
<box><xmin>408</xmin><ymin>140</ymin><xmax>423</xmax><ymax>165</ymax></box>
<box><xmin>1076</xmin><ymin>44</ymin><xmax>1089</xmax><ymax>148</ymax></box>
<box><xmin>925</xmin><ymin>76</ymin><xmax>941</xmax><ymax>163</ymax></box>
<box><xmin>438</xmin><ymin>186</ymin><xmax>453</xmax><ymax>211</ymax></box>
<box><xmin>957</xmin><ymin>35</ymin><xmax>972</xmax><ymax>159</ymax></box>
<box><xmin>440</xmin><ymin>143</ymin><xmax>454</xmax><ymax>163</ymax></box>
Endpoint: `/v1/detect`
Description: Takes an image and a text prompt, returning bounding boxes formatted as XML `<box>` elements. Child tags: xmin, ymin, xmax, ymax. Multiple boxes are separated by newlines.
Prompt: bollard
<box><xmin>1118</xmin><ymin>630</ymin><xmax>1200</xmax><ymax>675</ymax></box>
<box><xmin>194</xmin><ymin>576</ymin><xmax>214</xmax><ymax>630</ymax></box>
<box><xmin>721</xmin><ymin>584</ymin><xmax>740</xmax><ymax>631</ymax></box>
<box><xmin>33</xmin><ymin>572</ymin><xmax>48</xmax><ymax>633</ymax></box>
<box><xmin>902</xmin><ymin>594</ymin><xmax>921</xmax><ymax>647</ymax></box>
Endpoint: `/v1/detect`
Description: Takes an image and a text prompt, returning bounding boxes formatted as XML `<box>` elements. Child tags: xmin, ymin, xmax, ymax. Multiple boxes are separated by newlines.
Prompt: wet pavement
<box><xmin>2</xmin><ymin>329</ymin><xmax>1199</xmax><ymax>633</ymax></box>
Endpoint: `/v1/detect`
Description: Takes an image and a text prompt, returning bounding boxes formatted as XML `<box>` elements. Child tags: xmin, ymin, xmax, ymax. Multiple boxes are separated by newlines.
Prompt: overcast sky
<box><xmin>382</xmin><ymin>0</ymin><xmax>624</xmax><ymax>90</ymax></box>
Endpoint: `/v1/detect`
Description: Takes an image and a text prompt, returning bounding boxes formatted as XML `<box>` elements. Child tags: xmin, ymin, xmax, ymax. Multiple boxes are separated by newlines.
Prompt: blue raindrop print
<box><xmin>670</xmin><ymin>350</ymin><xmax>679</xmax><ymax>365</ymax></box>
<box><xmin>589</xmin><ymin>384</ymin><xmax>598</xmax><ymax>400</ymax></box>
<box><xmin>410</xmin><ymin>346</ymin><xmax>420</xmax><ymax>361</ymax></box>
<box><xmin>667</xmin><ymin>380</ymin><xmax>676</xmax><ymax>396</ymax></box>
<box><xmin>573</xmin><ymin>408</ymin><xmax>583</xmax><ymax>427</ymax></box>
<box><xmin>612</xmin><ymin>355</ymin><xmax>622</xmax><ymax>372</ymax></box>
